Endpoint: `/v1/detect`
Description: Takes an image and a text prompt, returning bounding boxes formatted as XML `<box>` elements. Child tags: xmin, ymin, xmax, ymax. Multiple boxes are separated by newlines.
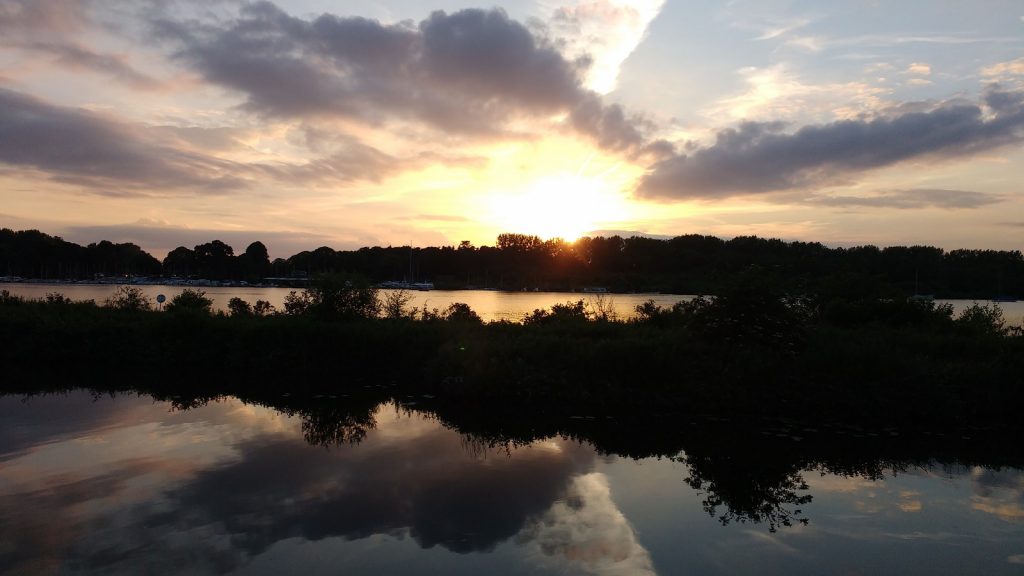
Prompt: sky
<box><xmin>0</xmin><ymin>0</ymin><xmax>1022</xmax><ymax>258</ymax></box>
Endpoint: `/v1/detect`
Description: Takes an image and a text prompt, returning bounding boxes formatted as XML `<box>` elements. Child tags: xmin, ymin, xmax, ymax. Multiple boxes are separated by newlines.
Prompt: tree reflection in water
<box><xmin>678</xmin><ymin>451</ymin><xmax>811</xmax><ymax>532</ymax></box>
<box><xmin>210</xmin><ymin>391</ymin><xmax>1020</xmax><ymax>536</ymax></box>
<box><xmin>9</xmin><ymin>385</ymin><xmax>1024</xmax><ymax>539</ymax></box>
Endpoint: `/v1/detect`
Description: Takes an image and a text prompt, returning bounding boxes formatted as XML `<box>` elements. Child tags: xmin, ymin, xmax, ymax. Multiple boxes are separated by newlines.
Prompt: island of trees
<box><xmin>2</xmin><ymin>228</ymin><xmax>1022</xmax><ymax>299</ymax></box>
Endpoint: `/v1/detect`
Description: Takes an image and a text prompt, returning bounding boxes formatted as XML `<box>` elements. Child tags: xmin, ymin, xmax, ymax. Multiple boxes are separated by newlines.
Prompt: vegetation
<box><xmin>1</xmin><ymin>278</ymin><xmax>1021</xmax><ymax>432</ymax></box>
<box><xmin>105</xmin><ymin>285</ymin><xmax>152</xmax><ymax>311</ymax></box>
<box><xmin>164</xmin><ymin>289</ymin><xmax>214</xmax><ymax>314</ymax></box>
<box><xmin>3</xmin><ymin>228</ymin><xmax>1024</xmax><ymax>298</ymax></box>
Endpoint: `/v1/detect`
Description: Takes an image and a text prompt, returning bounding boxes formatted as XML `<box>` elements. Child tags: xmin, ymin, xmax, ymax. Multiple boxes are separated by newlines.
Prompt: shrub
<box><xmin>956</xmin><ymin>303</ymin><xmax>1005</xmax><ymax>335</ymax></box>
<box><xmin>381</xmin><ymin>289</ymin><xmax>414</xmax><ymax>319</ymax></box>
<box><xmin>0</xmin><ymin>290</ymin><xmax>23</xmax><ymax>305</ymax></box>
<box><xmin>443</xmin><ymin>302</ymin><xmax>482</xmax><ymax>324</ymax></box>
<box><xmin>165</xmin><ymin>289</ymin><xmax>213</xmax><ymax>315</ymax></box>
<box><xmin>284</xmin><ymin>274</ymin><xmax>380</xmax><ymax>320</ymax></box>
<box><xmin>105</xmin><ymin>286</ymin><xmax>152</xmax><ymax>311</ymax></box>
<box><xmin>45</xmin><ymin>292</ymin><xmax>72</xmax><ymax>305</ymax></box>
<box><xmin>253</xmin><ymin>300</ymin><xmax>275</xmax><ymax>316</ymax></box>
<box><xmin>585</xmin><ymin>294</ymin><xmax>618</xmax><ymax>322</ymax></box>
<box><xmin>524</xmin><ymin>300</ymin><xmax>588</xmax><ymax>325</ymax></box>
<box><xmin>228</xmin><ymin>297</ymin><xmax>253</xmax><ymax>317</ymax></box>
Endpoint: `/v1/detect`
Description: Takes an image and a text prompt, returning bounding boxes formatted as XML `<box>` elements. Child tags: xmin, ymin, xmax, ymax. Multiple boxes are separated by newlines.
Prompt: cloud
<box><xmin>0</xmin><ymin>88</ymin><xmax>246</xmax><ymax>194</ymax></box>
<box><xmin>703</xmin><ymin>64</ymin><xmax>889</xmax><ymax>124</ymax></box>
<box><xmin>549</xmin><ymin>0</ymin><xmax>666</xmax><ymax>93</ymax></box>
<box><xmin>153</xmin><ymin>3</ymin><xmax>650</xmax><ymax>152</ymax></box>
<box><xmin>639</xmin><ymin>86</ymin><xmax>1024</xmax><ymax>200</ymax></box>
<box><xmin>814</xmin><ymin>189</ymin><xmax>1003</xmax><ymax>210</ymax></box>
<box><xmin>519</xmin><ymin>473</ymin><xmax>657</xmax><ymax>575</ymax></box>
<box><xmin>4</xmin><ymin>40</ymin><xmax>163</xmax><ymax>90</ymax></box>
<box><xmin>0</xmin><ymin>87</ymin><xmax>460</xmax><ymax>197</ymax></box>
<box><xmin>970</xmin><ymin>467</ymin><xmax>1024</xmax><ymax>522</ymax></box>
<box><xmin>983</xmin><ymin>58</ymin><xmax>1024</xmax><ymax>79</ymax></box>
<box><xmin>0</xmin><ymin>0</ymin><xmax>93</xmax><ymax>34</ymax></box>
<box><xmin>905</xmin><ymin>63</ymin><xmax>931</xmax><ymax>76</ymax></box>
<box><xmin>156</xmin><ymin>426</ymin><xmax>597</xmax><ymax>560</ymax></box>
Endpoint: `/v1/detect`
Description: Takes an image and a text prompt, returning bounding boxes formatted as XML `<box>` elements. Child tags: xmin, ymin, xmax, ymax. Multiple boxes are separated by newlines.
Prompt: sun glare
<box><xmin>488</xmin><ymin>173</ymin><xmax>631</xmax><ymax>241</ymax></box>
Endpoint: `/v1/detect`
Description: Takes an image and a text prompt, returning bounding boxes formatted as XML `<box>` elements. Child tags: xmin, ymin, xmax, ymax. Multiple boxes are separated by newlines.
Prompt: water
<box><xmin>0</xmin><ymin>283</ymin><xmax>689</xmax><ymax>322</ymax></box>
<box><xmin>3</xmin><ymin>282</ymin><xmax>1024</xmax><ymax>324</ymax></box>
<box><xmin>1</xmin><ymin>391</ymin><xmax>1021</xmax><ymax>575</ymax></box>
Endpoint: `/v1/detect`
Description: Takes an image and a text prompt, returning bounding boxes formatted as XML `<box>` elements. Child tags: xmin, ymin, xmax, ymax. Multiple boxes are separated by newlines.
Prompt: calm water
<box><xmin>0</xmin><ymin>283</ymin><xmax>690</xmax><ymax>322</ymax></box>
<box><xmin>3</xmin><ymin>283</ymin><xmax>1024</xmax><ymax>324</ymax></box>
<box><xmin>1</xmin><ymin>391</ymin><xmax>1022</xmax><ymax>575</ymax></box>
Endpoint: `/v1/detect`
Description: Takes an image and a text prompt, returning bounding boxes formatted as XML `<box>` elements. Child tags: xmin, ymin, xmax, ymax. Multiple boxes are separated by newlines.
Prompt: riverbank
<box><xmin>2</xmin><ymin>291</ymin><xmax>1021</xmax><ymax>430</ymax></box>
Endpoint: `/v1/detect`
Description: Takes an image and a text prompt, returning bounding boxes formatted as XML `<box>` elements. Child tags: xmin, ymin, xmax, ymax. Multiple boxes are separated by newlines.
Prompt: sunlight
<box><xmin>487</xmin><ymin>173</ymin><xmax>632</xmax><ymax>241</ymax></box>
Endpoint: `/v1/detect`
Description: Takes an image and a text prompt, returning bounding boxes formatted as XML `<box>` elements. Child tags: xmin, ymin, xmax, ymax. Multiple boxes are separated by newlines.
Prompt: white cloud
<box><xmin>547</xmin><ymin>0</ymin><xmax>666</xmax><ymax>93</ymax></box>
<box><xmin>905</xmin><ymin>62</ymin><xmax>932</xmax><ymax>76</ymax></box>
<box><xmin>982</xmin><ymin>58</ymin><xmax>1024</xmax><ymax>78</ymax></box>
<box><xmin>703</xmin><ymin>64</ymin><xmax>889</xmax><ymax>125</ymax></box>
<box><xmin>520</xmin><ymin>472</ymin><xmax>657</xmax><ymax>575</ymax></box>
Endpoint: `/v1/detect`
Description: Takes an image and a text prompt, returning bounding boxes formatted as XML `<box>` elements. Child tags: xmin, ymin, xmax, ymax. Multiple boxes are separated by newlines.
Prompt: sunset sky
<box><xmin>1</xmin><ymin>0</ymin><xmax>1022</xmax><ymax>257</ymax></box>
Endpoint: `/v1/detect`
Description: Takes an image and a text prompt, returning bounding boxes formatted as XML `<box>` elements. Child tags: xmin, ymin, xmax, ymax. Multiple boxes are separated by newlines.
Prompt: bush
<box><xmin>45</xmin><ymin>292</ymin><xmax>72</xmax><ymax>305</ymax></box>
<box><xmin>442</xmin><ymin>302</ymin><xmax>482</xmax><ymax>324</ymax></box>
<box><xmin>229</xmin><ymin>297</ymin><xmax>275</xmax><ymax>317</ymax></box>
<box><xmin>956</xmin><ymin>303</ymin><xmax>1005</xmax><ymax>335</ymax></box>
<box><xmin>284</xmin><ymin>274</ymin><xmax>380</xmax><ymax>320</ymax></box>
<box><xmin>253</xmin><ymin>300</ymin><xmax>275</xmax><ymax>316</ymax></box>
<box><xmin>523</xmin><ymin>300</ymin><xmax>589</xmax><ymax>325</ymax></box>
<box><xmin>381</xmin><ymin>289</ymin><xmax>414</xmax><ymax>319</ymax></box>
<box><xmin>0</xmin><ymin>290</ymin><xmax>23</xmax><ymax>305</ymax></box>
<box><xmin>165</xmin><ymin>289</ymin><xmax>213</xmax><ymax>315</ymax></box>
<box><xmin>585</xmin><ymin>294</ymin><xmax>618</xmax><ymax>322</ymax></box>
<box><xmin>228</xmin><ymin>297</ymin><xmax>253</xmax><ymax>317</ymax></box>
<box><xmin>105</xmin><ymin>286</ymin><xmax>152</xmax><ymax>311</ymax></box>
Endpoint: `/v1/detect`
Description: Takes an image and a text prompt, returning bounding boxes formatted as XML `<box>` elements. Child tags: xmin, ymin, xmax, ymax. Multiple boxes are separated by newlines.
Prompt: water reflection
<box><xmin>0</xmin><ymin>394</ymin><xmax>653</xmax><ymax>575</ymax></box>
<box><xmin>1</xmin><ymin>391</ymin><xmax>1023</xmax><ymax>575</ymax></box>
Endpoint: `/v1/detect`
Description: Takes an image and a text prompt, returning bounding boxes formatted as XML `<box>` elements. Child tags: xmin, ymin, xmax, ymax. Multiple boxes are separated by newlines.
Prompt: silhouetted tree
<box><xmin>165</xmin><ymin>289</ymin><xmax>213</xmax><ymax>315</ymax></box>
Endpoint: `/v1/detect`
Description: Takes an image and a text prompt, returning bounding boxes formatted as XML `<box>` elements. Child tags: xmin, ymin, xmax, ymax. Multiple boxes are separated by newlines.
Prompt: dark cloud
<box><xmin>154</xmin><ymin>3</ymin><xmax>649</xmax><ymax>151</ymax></box>
<box><xmin>159</xmin><ymin>431</ymin><xmax>594</xmax><ymax>557</ymax></box>
<box><xmin>0</xmin><ymin>87</ymin><xmax>447</xmax><ymax>196</ymax></box>
<box><xmin>0</xmin><ymin>393</ymin><xmax>598</xmax><ymax>574</ymax></box>
<box><xmin>0</xmin><ymin>392</ymin><xmax>170</xmax><ymax>462</ymax></box>
<box><xmin>815</xmin><ymin>188</ymin><xmax>1003</xmax><ymax>210</ymax></box>
<box><xmin>639</xmin><ymin>86</ymin><xmax>1024</xmax><ymax>200</ymax></box>
<box><xmin>0</xmin><ymin>88</ymin><xmax>246</xmax><ymax>194</ymax></box>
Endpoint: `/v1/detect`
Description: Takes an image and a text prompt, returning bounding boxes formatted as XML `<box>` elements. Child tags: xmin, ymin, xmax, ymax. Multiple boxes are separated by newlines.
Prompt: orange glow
<box><xmin>487</xmin><ymin>173</ymin><xmax>633</xmax><ymax>241</ymax></box>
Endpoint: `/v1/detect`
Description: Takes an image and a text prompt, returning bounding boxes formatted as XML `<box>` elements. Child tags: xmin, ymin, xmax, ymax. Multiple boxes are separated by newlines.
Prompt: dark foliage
<box><xmin>3</xmin><ymin>228</ymin><xmax>1024</xmax><ymax>298</ymax></box>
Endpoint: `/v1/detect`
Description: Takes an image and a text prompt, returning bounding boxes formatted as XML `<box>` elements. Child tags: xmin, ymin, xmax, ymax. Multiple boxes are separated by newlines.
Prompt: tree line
<box><xmin>2</xmin><ymin>228</ymin><xmax>1022</xmax><ymax>298</ymax></box>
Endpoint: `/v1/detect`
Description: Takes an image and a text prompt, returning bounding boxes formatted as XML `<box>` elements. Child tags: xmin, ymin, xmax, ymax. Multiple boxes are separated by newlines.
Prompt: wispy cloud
<box><xmin>4</xmin><ymin>40</ymin><xmax>164</xmax><ymax>90</ymax></box>
<box><xmin>0</xmin><ymin>87</ymin><xmax>470</xmax><ymax>196</ymax></box>
<box><xmin>814</xmin><ymin>189</ymin><xmax>1003</xmax><ymax>210</ymax></box>
<box><xmin>703</xmin><ymin>64</ymin><xmax>889</xmax><ymax>124</ymax></box>
<box><xmin>0</xmin><ymin>88</ymin><xmax>246</xmax><ymax>195</ymax></box>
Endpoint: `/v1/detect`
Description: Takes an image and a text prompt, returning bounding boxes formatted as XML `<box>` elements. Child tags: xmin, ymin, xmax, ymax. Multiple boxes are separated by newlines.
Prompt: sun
<box><xmin>487</xmin><ymin>173</ymin><xmax>632</xmax><ymax>241</ymax></box>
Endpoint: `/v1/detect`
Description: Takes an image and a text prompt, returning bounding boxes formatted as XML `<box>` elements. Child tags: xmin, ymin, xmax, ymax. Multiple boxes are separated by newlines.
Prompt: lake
<box><xmin>1</xmin><ymin>391</ymin><xmax>1022</xmax><ymax>575</ymax></box>
<box><xmin>3</xmin><ymin>282</ymin><xmax>1023</xmax><ymax>324</ymax></box>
